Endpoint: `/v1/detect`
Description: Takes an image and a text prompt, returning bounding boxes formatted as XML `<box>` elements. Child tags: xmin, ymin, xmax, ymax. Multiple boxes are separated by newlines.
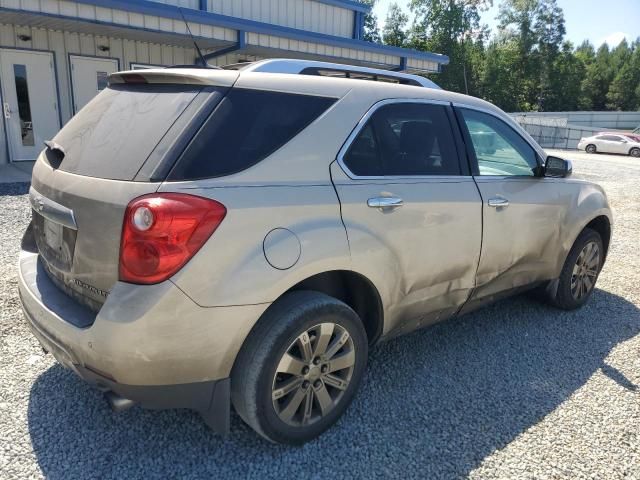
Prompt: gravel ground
<box><xmin>1</xmin><ymin>151</ymin><xmax>639</xmax><ymax>479</ymax></box>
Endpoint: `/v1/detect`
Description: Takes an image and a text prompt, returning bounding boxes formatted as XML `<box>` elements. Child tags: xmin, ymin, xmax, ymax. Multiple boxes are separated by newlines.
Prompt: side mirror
<box><xmin>545</xmin><ymin>156</ymin><xmax>572</xmax><ymax>178</ymax></box>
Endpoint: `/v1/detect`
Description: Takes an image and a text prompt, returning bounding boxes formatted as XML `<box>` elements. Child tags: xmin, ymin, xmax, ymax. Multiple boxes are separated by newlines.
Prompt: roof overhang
<box><xmin>0</xmin><ymin>8</ymin><xmax>232</xmax><ymax>49</ymax></box>
<box><xmin>0</xmin><ymin>0</ymin><xmax>449</xmax><ymax>71</ymax></box>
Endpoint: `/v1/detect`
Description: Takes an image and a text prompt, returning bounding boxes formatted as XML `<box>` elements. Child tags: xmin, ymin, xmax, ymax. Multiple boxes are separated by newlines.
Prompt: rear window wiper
<box><xmin>44</xmin><ymin>140</ymin><xmax>65</xmax><ymax>168</ymax></box>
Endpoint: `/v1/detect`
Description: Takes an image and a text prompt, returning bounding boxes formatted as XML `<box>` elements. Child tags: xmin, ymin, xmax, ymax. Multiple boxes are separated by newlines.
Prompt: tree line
<box><xmin>359</xmin><ymin>0</ymin><xmax>640</xmax><ymax>112</ymax></box>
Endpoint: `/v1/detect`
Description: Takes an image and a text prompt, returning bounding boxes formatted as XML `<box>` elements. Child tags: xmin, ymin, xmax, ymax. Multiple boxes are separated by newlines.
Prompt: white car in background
<box><xmin>578</xmin><ymin>133</ymin><xmax>640</xmax><ymax>157</ymax></box>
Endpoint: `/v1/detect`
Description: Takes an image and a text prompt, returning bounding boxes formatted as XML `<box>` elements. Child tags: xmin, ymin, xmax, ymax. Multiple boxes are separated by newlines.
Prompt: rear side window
<box><xmin>53</xmin><ymin>85</ymin><xmax>205</xmax><ymax>180</ymax></box>
<box><xmin>342</xmin><ymin>102</ymin><xmax>461</xmax><ymax>176</ymax></box>
<box><xmin>168</xmin><ymin>89</ymin><xmax>336</xmax><ymax>180</ymax></box>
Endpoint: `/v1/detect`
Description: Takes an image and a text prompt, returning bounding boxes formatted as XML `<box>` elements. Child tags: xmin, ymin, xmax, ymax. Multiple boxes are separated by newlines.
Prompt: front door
<box><xmin>456</xmin><ymin>106</ymin><xmax>569</xmax><ymax>309</ymax></box>
<box><xmin>70</xmin><ymin>55</ymin><xmax>119</xmax><ymax>113</ymax></box>
<box><xmin>0</xmin><ymin>49</ymin><xmax>60</xmax><ymax>162</ymax></box>
<box><xmin>332</xmin><ymin>100</ymin><xmax>482</xmax><ymax>337</ymax></box>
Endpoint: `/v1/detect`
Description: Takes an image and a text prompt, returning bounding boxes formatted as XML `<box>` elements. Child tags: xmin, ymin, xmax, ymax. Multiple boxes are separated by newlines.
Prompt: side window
<box><xmin>343</xmin><ymin>102</ymin><xmax>461</xmax><ymax>176</ymax></box>
<box><xmin>169</xmin><ymin>89</ymin><xmax>336</xmax><ymax>180</ymax></box>
<box><xmin>459</xmin><ymin>108</ymin><xmax>539</xmax><ymax>176</ymax></box>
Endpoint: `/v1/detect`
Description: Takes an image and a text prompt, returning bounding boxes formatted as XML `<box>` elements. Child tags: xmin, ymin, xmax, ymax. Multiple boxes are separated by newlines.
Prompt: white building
<box><xmin>0</xmin><ymin>0</ymin><xmax>448</xmax><ymax>167</ymax></box>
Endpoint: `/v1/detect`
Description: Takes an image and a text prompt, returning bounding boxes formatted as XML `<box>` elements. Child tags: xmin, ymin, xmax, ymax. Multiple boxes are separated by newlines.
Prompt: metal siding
<box><xmin>204</xmin><ymin>0</ymin><xmax>352</xmax><ymax>37</ymax></box>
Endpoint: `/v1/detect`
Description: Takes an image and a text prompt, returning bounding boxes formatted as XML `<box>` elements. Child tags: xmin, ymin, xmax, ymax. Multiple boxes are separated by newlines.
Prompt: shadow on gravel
<box><xmin>0</xmin><ymin>183</ymin><xmax>29</xmax><ymax>196</ymax></box>
<box><xmin>28</xmin><ymin>289</ymin><xmax>639</xmax><ymax>479</ymax></box>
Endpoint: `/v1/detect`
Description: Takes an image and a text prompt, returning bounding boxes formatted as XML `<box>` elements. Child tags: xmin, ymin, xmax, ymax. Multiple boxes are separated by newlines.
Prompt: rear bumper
<box><xmin>23</xmin><ymin>299</ymin><xmax>230</xmax><ymax>431</ymax></box>
<box><xmin>18</xmin><ymin>250</ymin><xmax>270</xmax><ymax>431</ymax></box>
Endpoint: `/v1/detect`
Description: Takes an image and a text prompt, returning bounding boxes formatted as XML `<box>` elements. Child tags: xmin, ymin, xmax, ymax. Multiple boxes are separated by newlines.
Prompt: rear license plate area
<box><xmin>32</xmin><ymin>211</ymin><xmax>77</xmax><ymax>272</ymax></box>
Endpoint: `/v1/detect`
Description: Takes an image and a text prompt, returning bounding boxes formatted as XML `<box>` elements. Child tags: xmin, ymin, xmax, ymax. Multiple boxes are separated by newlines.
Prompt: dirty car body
<box><xmin>18</xmin><ymin>60</ymin><xmax>612</xmax><ymax>444</ymax></box>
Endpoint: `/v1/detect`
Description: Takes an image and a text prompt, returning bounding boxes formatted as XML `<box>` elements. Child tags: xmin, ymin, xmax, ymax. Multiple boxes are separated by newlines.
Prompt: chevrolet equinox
<box><xmin>18</xmin><ymin>59</ymin><xmax>612</xmax><ymax>445</ymax></box>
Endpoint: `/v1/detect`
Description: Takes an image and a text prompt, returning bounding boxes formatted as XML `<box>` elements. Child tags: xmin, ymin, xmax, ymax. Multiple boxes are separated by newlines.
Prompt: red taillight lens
<box><xmin>119</xmin><ymin>193</ymin><xmax>226</xmax><ymax>284</ymax></box>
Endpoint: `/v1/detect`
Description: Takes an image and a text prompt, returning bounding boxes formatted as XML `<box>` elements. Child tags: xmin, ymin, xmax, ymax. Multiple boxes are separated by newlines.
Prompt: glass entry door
<box><xmin>0</xmin><ymin>49</ymin><xmax>60</xmax><ymax>162</ymax></box>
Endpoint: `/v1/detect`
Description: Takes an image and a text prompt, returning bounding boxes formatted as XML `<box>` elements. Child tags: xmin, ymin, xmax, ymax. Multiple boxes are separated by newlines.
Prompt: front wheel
<box><xmin>231</xmin><ymin>291</ymin><xmax>368</xmax><ymax>444</ymax></box>
<box><xmin>629</xmin><ymin>147</ymin><xmax>640</xmax><ymax>158</ymax></box>
<box><xmin>547</xmin><ymin>228</ymin><xmax>603</xmax><ymax>310</ymax></box>
<box><xmin>585</xmin><ymin>144</ymin><xmax>597</xmax><ymax>154</ymax></box>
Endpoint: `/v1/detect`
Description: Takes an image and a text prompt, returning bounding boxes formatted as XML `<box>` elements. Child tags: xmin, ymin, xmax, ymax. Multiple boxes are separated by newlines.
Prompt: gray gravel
<box><xmin>1</xmin><ymin>152</ymin><xmax>639</xmax><ymax>479</ymax></box>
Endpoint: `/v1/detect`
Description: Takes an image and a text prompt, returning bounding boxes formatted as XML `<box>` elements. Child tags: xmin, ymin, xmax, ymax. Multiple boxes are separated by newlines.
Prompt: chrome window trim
<box><xmin>29</xmin><ymin>186</ymin><xmax>78</xmax><ymax>230</ymax></box>
<box><xmin>336</xmin><ymin>98</ymin><xmax>462</xmax><ymax>181</ymax></box>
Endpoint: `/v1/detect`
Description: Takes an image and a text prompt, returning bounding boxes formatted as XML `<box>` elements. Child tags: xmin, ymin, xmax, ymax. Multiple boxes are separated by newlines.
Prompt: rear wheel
<box><xmin>547</xmin><ymin>228</ymin><xmax>603</xmax><ymax>310</ymax></box>
<box><xmin>231</xmin><ymin>291</ymin><xmax>368</xmax><ymax>444</ymax></box>
<box><xmin>629</xmin><ymin>147</ymin><xmax>640</xmax><ymax>158</ymax></box>
<box><xmin>585</xmin><ymin>144</ymin><xmax>597</xmax><ymax>154</ymax></box>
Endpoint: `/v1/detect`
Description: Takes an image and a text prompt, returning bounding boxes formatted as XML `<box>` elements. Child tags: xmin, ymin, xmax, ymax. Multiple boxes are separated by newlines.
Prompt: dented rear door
<box><xmin>331</xmin><ymin>100</ymin><xmax>482</xmax><ymax>337</ymax></box>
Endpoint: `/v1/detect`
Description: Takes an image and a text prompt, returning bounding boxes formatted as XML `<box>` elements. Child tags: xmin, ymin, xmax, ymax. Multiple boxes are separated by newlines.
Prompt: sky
<box><xmin>372</xmin><ymin>0</ymin><xmax>640</xmax><ymax>48</ymax></box>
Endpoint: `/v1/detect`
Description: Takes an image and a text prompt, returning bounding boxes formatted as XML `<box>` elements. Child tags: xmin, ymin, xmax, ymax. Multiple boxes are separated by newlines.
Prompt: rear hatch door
<box><xmin>30</xmin><ymin>69</ymin><xmax>236</xmax><ymax>311</ymax></box>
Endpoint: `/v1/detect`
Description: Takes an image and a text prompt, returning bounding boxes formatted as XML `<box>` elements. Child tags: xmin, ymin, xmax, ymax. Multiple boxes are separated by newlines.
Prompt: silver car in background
<box><xmin>18</xmin><ymin>59</ymin><xmax>612</xmax><ymax>444</ymax></box>
<box><xmin>578</xmin><ymin>133</ymin><xmax>640</xmax><ymax>157</ymax></box>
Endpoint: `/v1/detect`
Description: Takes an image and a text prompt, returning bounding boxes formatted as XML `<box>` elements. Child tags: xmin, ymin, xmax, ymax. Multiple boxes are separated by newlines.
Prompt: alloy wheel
<box><xmin>570</xmin><ymin>241</ymin><xmax>600</xmax><ymax>300</ymax></box>
<box><xmin>272</xmin><ymin>323</ymin><xmax>355</xmax><ymax>426</ymax></box>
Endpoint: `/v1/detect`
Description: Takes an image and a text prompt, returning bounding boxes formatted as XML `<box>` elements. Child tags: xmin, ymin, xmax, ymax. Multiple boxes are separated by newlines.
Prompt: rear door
<box><xmin>597</xmin><ymin>135</ymin><xmax>620</xmax><ymax>153</ymax></box>
<box><xmin>332</xmin><ymin>100</ymin><xmax>482</xmax><ymax>336</ymax></box>
<box><xmin>455</xmin><ymin>106</ymin><xmax>569</xmax><ymax>310</ymax></box>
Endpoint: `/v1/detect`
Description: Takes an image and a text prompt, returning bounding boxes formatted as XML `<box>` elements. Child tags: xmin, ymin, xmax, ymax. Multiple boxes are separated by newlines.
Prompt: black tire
<box><xmin>547</xmin><ymin>228</ymin><xmax>603</xmax><ymax>310</ymax></box>
<box><xmin>585</xmin><ymin>144</ymin><xmax>597</xmax><ymax>154</ymax></box>
<box><xmin>629</xmin><ymin>147</ymin><xmax>640</xmax><ymax>158</ymax></box>
<box><xmin>231</xmin><ymin>291</ymin><xmax>368</xmax><ymax>444</ymax></box>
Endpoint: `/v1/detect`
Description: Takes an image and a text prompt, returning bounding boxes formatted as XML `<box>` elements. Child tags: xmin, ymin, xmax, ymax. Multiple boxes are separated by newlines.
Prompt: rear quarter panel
<box><xmin>162</xmin><ymin>183</ymin><xmax>351</xmax><ymax>306</ymax></box>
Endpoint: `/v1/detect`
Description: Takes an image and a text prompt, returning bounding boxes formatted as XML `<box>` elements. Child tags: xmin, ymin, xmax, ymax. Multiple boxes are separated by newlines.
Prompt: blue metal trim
<box><xmin>352</xmin><ymin>11</ymin><xmax>360</xmax><ymax>40</ymax></box>
<box><xmin>0</xmin><ymin>46</ymin><xmax>63</xmax><ymax>163</ymax></box>
<box><xmin>199</xmin><ymin>0</ymin><xmax>207</xmax><ymax>11</ymax></box>
<box><xmin>68</xmin><ymin>0</ymin><xmax>447</xmax><ymax>64</ymax></box>
<box><xmin>203</xmin><ymin>30</ymin><xmax>246</xmax><ymax>60</ymax></box>
<box><xmin>68</xmin><ymin>53</ymin><xmax>120</xmax><ymax>114</ymax></box>
<box><xmin>84</xmin><ymin>0</ymin><xmax>369</xmax><ymax>14</ymax></box>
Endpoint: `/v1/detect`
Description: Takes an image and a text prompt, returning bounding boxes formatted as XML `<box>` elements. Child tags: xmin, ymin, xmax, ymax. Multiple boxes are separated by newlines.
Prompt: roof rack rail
<box><xmin>223</xmin><ymin>59</ymin><xmax>441</xmax><ymax>89</ymax></box>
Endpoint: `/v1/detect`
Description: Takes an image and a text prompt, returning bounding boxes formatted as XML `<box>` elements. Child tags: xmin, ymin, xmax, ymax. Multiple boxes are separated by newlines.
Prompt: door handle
<box><xmin>367</xmin><ymin>197</ymin><xmax>404</xmax><ymax>209</ymax></box>
<box><xmin>3</xmin><ymin>103</ymin><xmax>11</xmax><ymax>119</ymax></box>
<box><xmin>488</xmin><ymin>197</ymin><xmax>509</xmax><ymax>208</ymax></box>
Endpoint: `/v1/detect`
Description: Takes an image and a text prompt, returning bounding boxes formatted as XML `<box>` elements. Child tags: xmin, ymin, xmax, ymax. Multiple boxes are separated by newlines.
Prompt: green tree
<box><xmin>480</xmin><ymin>38</ymin><xmax>524</xmax><ymax>111</ymax></box>
<box><xmin>359</xmin><ymin>0</ymin><xmax>382</xmax><ymax>43</ymax></box>
<box><xmin>533</xmin><ymin>0</ymin><xmax>566</xmax><ymax>110</ymax></box>
<box><xmin>606</xmin><ymin>40</ymin><xmax>640</xmax><ymax>110</ymax></box>
<box><xmin>575</xmin><ymin>41</ymin><xmax>596</xmax><ymax>109</ymax></box>
<box><xmin>408</xmin><ymin>0</ymin><xmax>489</xmax><ymax>93</ymax></box>
<box><xmin>544</xmin><ymin>41</ymin><xmax>584</xmax><ymax>111</ymax></box>
<box><xmin>497</xmin><ymin>0</ymin><xmax>566</xmax><ymax>110</ymax></box>
<box><xmin>581</xmin><ymin>44</ymin><xmax>613</xmax><ymax>110</ymax></box>
<box><xmin>382</xmin><ymin>3</ymin><xmax>409</xmax><ymax>47</ymax></box>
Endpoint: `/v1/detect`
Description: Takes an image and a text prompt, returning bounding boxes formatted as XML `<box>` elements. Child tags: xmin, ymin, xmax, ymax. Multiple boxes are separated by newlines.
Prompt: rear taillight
<box><xmin>119</xmin><ymin>193</ymin><xmax>226</xmax><ymax>284</ymax></box>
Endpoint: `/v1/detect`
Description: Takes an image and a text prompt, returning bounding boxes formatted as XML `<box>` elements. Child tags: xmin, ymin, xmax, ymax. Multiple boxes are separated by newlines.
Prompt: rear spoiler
<box><xmin>108</xmin><ymin>68</ymin><xmax>239</xmax><ymax>87</ymax></box>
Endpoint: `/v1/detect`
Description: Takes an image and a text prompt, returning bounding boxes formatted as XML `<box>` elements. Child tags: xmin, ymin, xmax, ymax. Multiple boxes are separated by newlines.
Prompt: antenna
<box><xmin>178</xmin><ymin>8</ymin><xmax>208</xmax><ymax>67</ymax></box>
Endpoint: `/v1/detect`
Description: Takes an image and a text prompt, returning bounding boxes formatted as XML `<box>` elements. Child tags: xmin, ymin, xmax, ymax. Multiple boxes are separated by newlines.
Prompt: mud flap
<box><xmin>200</xmin><ymin>377</ymin><xmax>231</xmax><ymax>435</ymax></box>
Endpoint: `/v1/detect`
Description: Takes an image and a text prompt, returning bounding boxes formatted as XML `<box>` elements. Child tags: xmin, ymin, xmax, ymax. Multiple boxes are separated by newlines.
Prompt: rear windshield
<box><xmin>167</xmin><ymin>89</ymin><xmax>336</xmax><ymax>180</ymax></box>
<box><xmin>52</xmin><ymin>85</ymin><xmax>202</xmax><ymax>180</ymax></box>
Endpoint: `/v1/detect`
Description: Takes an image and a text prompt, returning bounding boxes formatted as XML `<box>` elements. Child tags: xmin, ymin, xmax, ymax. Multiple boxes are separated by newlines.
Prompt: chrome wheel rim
<box><xmin>272</xmin><ymin>323</ymin><xmax>355</xmax><ymax>427</ymax></box>
<box><xmin>571</xmin><ymin>241</ymin><xmax>600</xmax><ymax>300</ymax></box>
